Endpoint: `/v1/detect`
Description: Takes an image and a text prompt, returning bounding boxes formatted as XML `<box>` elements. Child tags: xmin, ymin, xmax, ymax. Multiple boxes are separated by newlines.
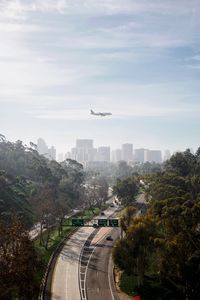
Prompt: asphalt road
<box><xmin>50</xmin><ymin>207</ymin><xmax>117</xmax><ymax>300</ymax></box>
<box><xmin>86</xmin><ymin>228</ymin><xmax>121</xmax><ymax>300</ymax></box>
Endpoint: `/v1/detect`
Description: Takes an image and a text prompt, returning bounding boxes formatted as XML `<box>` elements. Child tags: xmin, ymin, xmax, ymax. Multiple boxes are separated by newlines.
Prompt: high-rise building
<box><xmin>122</xmin><ymin>143</ymin><xmax>133</xmax><ymax>161</ymax></box>
<box><xmin>37</xmin><ymin>138</ymin><xmax>56</xmax><ymax>160</ymax></box>
<box><xmin>37</xmin><ymin>138</ymin><xmax>48</xmax><ymax>156</ymax></box>
<box><xmin>97</xmin><ymin>147</ymin><xmax>110</xmax><ymax>161</ymax></box>
<box><xmin>48</xmin><ymin>146</ymin><xmax>56</xmax><ymax>160</ymax></box>
<box><xmin>76</xmin><ymin>139</ymin><xmax>93</xmax><ymax>149</ymax></box>
<box><xmin>144</xmin><ymin>150</ymin><xmax>162</xmax><ymax>163</ymax></box>
<box><xmin>75</xmin><ymin>139</ymin><xmax>94</xmax><ymax>163</ymax></box>
<box><xmin>111</xmin><ymin>149</ymin><xmax>122</xmax><ymax>162</ymax></box>
<box><xmin>134</xmin><ymin>148</ymin><xmax>146</xmax><ymax>163</ymax></box>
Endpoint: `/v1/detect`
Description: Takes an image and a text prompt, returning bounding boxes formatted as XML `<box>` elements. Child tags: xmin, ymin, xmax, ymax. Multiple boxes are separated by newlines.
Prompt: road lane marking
<box><xmin>108</xmin><ymin>255</ymin><xmax>115</xmax><ymax>300</ymax></box>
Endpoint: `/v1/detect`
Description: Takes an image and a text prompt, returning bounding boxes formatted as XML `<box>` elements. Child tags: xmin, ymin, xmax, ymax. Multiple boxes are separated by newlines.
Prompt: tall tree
<box><xmin>0</xmin><ymin>219</ymin><xmax>39</xmax><ymax>300</ymax></box>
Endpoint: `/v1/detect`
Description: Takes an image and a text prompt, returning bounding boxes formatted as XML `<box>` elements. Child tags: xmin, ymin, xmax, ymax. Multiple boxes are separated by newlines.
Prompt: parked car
<box><xmin>101</xmin><ymin>212</ymin><xmax>105</xmax><ymax>215</ymax></box>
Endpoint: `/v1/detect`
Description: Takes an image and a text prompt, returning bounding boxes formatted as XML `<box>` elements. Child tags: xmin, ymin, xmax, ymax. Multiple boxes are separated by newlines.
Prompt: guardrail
<box><xmin>38</xmin><ymin>227</ymin><xmax>78</xmax><ymax>300</ymax></box>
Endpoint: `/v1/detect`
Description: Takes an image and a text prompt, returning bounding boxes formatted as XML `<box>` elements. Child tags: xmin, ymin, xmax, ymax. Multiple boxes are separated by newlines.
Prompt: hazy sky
<box><xmin>1</xmin><ymin>0</ymin><xmax>200</xmax><ymax>155</ymax></box>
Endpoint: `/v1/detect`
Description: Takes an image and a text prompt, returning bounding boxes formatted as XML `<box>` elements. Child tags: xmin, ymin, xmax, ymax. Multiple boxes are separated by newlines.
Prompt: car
<box><xmin>101</xmin><ymin>212</ymin><xmax>105</xmax><ymax>215</ymax></box>
<box><xmin>110</xmin><ymin>203</ymin><xmax>114</xmax><ymax>207</ymax></box>
<box><xmin>106</xmin><ymin>235</ymin><xmax>113</xmax><ymax>241</ymax></box>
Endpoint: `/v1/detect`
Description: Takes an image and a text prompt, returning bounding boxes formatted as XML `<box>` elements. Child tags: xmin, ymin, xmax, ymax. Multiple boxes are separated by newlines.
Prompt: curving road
<box><xmin>50</xmin><ymin>207</ymin><xmax>117</xmax><ymax>300</ymax></box>
<box><xmin>85</xmin><ymin>228</ymin><xmax>121</xmax><ymax>300</ymax></box>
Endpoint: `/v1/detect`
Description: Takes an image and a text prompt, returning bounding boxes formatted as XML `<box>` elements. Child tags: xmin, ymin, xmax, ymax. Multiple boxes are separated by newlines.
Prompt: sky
<box><xmin>1</xmin><ymin>0</ymin><xmax>200</xmax><ymax>156</ymax></box>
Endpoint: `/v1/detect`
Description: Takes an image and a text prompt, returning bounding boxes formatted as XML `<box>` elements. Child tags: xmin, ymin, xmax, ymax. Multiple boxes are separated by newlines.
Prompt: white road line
<box><xmin>108</xmin><ymin>255</ymin><xmax>115</xmax><ymax>300</ymax></box>
<box><xmin>83</xmin><ymin>229</ymin><xmax>111</xmax><ymax>299</ymax></box>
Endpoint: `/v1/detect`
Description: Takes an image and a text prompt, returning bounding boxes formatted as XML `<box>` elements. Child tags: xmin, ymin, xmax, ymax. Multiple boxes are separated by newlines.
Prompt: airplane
<box><xmin>90</xmin><ymin>109</ymin><xmax>112</xmax><ymax>117</ymax></box>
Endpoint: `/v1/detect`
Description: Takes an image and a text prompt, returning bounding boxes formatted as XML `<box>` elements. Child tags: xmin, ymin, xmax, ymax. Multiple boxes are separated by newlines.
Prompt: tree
<box><xmin>114</xmin><ymin>148</ymin><xmax>200</xmax><ymax>299</ymax></box>
<box><xmin>0</xmin><ymin>218</ymin><xmax>39</xmax><ymax>300</ymax></box>
<box><xmin>113</xmin><ymin>176</ymin><xmax>139</xmax><ymax>206</ymax></box>
<box><xmin>120</xmin><ymin>206</ymin><xmax>136</xmax><ymax>233</ymax></box>
<box><xmin>113</xmin><ymin>215</ymin><xmax>158</xmax><ymax>286</ymax></box>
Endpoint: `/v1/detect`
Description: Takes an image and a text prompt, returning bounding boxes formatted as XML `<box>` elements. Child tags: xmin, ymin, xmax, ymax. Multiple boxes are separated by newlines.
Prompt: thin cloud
<box><xmin>34</xmin><ymin>104</ymin><xmax>197</xmax><ymax>121</ymax></box>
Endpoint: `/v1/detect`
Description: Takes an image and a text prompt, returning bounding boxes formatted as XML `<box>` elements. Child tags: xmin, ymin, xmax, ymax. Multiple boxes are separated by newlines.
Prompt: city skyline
<box><xmin>37</xmin><ymin>137</ymin><xmax>164</xmax><ymax>163</ymax></box>
<box><xmin>1</xmin><ymin>1</ymin><xmax>200</xmax><ymax>156</ymax></box>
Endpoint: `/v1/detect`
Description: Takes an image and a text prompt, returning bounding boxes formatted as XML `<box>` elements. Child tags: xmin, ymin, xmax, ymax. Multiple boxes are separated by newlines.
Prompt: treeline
<box><xmin>0</xmin><ymin>219</ymin><xmax>40</xmax><ymax>300</ymax></box>
<box><xmin>0</xmin><ymin>134</ymin><xmax>109</xmax><ymax>299</ymax></box>
<box><xmin>0</xmin><ymin>134</ymin><xmax>85</xmax><ymax>227</ymax></box>
<box><xmin>113</xmin><ymin>148</ymin><xmax>200</xmax><ymax>299</ymax></box>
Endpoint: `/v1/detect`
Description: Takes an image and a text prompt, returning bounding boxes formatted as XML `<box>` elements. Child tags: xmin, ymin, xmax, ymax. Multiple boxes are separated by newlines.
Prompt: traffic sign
<box><xmin>98</xmin><ymin>219</ymin><xmax>108</xmax><ymax>227</ymax></box>
<box><xmin>72</xmin><ymin>219</ymin><xmax>84</xmax><ymax>226</ymax></box>
<box><xmin>108</xmin><ymin>219</ymin><xmax>119</xmax><ymax>227</ymax></box>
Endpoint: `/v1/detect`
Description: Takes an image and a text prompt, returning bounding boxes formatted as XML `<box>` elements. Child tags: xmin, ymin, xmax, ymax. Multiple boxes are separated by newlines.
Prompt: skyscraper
<box><xmin>134</xmin><ymin>148</ymin><xmax>146</xmax><ymax>163</ymax></box>
<box><xmin>48</xmin><ymin>146</ymin><xmax>56</xmax><ymax>160</ymax></box>
<box><xmin>37</xmin><ymin>138</ymin><xmax>48</xmax><ymax>156</ymax></box>
<box><xmin>37</xmin><ymin>138</ymin><xmax>56</xmax><ymax>160</ymax></box>
<box><xmin>144</xmin><ymin>150</ymin><xmax>162</xmax><ymax>163</ymax></box>
<box><xmin>111</xmin><ymin>149</ymin><xmax>122</xmax><ymax>162</ymax></box>
<box><xmin>122</xmin><ymin>143</ymin><xmax>133</xmax><ymax>162</ymax></box>
<box><xmin>75</xmin><ymin>139</ymin><xmax>94</xmax><ymax>163</ymax></box>
<box><xmin>97</xmin><ymin>147</ymin><xmax>110</xmax><ymax>161</ymax></box>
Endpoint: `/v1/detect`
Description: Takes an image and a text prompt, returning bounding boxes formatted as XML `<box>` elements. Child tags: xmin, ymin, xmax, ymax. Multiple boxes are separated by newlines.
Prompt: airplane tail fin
<box><xmin>90</xmin><ymin>109</ymin><xmax>94</xmax><ymax>114</ymax></box>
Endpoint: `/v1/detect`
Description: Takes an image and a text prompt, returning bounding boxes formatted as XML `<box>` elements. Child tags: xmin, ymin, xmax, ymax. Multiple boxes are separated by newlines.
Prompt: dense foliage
<box><xmin>0</xmin><ymin>219</ymin><xmax>40</xmax><ymax>300</ymax></box>
<box><xmin>113</xmin><ymin>176</ymin><xmax>139</xmax><ymax>206</ymax></box>
<box><xmin>0</xmin><ymin>135</ymin><xmax>85</xmax><ymax>227</ymax></box>
<box><xmin>113</xmin><ymin>149</ymin><xmax>200</xmax><ymax>299</ymax></box>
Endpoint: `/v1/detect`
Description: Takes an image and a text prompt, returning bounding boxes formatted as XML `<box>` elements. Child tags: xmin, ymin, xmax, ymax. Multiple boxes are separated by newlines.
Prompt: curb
<box><xmin>38</xmin><ymin>228</ymin><xmax>78</xmax><ymax>300</ymax></box>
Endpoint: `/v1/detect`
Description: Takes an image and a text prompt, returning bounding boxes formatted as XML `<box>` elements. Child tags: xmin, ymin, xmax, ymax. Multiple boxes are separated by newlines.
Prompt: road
<box><xmin>29</xmin><ymin>212</ymin><xmax>78</xmax><ymax>240</ymax></box>
<box><xmin>85</xmin><ymin>228</ymin><xmax>121</xmax><ymax>300</ymax></box>
<box><xmin>50</xmin><ymin>206</ymin><xmax>117</xmax><ymax>300</ymax></box>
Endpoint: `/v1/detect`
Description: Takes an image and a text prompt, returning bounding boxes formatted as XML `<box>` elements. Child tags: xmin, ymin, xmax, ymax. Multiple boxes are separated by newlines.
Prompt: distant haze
<box><xmin>1</xmin><ymin>1</ymin><xmax>200</xmax><ymax>153</ymax></box>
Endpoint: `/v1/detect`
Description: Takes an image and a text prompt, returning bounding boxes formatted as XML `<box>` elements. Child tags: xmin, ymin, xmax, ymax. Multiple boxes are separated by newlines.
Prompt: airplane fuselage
<box><xmin>90</xmin><ymin>110</ymin><xmax>112</xmax><ymax>117</ymax></box>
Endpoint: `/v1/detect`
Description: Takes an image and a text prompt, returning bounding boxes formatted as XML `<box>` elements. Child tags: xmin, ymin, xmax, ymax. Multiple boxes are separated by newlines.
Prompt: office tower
<box><xmin>122</xmin><ymin>143</ymin><xmax>133</xmax><ymax>161</ymax></box>
<box><xmin>97</xmin><ymin>147</ymin><xmax>110</xmax><ymax>162</ymax></box>
<box><xmin>111</xmin><ymin>149</ymin><xmax>122</xmax><ymax>162</ymax></box>
<box><xmin>144</xmin><ymin>149</ymin><xmax>162</xmax><ymax>163</ymax></box>
<box><xmin>134</xmin><ymin>148</ymin><xmax>146</xmax><ymax>163</ymax></box>
<box><xmin>37</xmin><ymin>138</ymin><xmax>48</xmax><ymax>156</ymax></box>
<box><xmin>76</xmin><ymin>139</ymin><xmax>93</xmax><ymax>149</ymax></box>
<box><xmin>37</xmin><ymin>138</ymin><xmax>56</xmax><ymax>160</ymax></box>
<box><xmin>48</xmin><ymin>146</ymin><xmax>56</xmax><ymax>160</ymax></box>
<box><xmin>75</xmin><ymin>139</ymin><xmax>94</xmax><ymax>163</ymax></box>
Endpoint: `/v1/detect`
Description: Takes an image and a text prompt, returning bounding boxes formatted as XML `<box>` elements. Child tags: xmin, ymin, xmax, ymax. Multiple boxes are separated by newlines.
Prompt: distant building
<box><xmin>71</xmin><ymin>148</ymin><xmax>77</xmax><ymax>160</ymax></box>
<box><xmin>48</xmin><ymin>146</ymin><xmax>56</xmax><ymax>160</ymax></box>
<box><xmin>97</xmin><ymin>147</ymin><xmax>110</xmax><ymax>161</ymax></box>
<box><xmin>37</xmin><ymin>138</ymin><xmax>48</xmax><ymax>156</ymax></box>
<box><xmin>111</xmin><ymin>149</ymin><xmax>122</xmax><ymax>162</ymax></box>
<box><xmin>73</xmin><ymin>139</ymin><xmax>94</xmax><ymax>163</ymax></box>
<box><xmin>144</xmin><ymin>149</ymin><xmax>162</xmax><ymax>163</ymax></box>
<box><xmin>37</xmin><ymin>138</ymin><xmax>56</xmax><ymax>160</ymax></box>
<box><xmin>134</xmin><ymin>148</ymin><xmax>146</xmax><ymax>163</ymax></box>
<box><xmin>76</xmin><ymin>139</ymin><xmax>93</xmax><ymax>149</ymax></box>
<box><xmin>122</xmin><ymin>143</ymin><xmax>133</xmax><ymax>162</ymax></box>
